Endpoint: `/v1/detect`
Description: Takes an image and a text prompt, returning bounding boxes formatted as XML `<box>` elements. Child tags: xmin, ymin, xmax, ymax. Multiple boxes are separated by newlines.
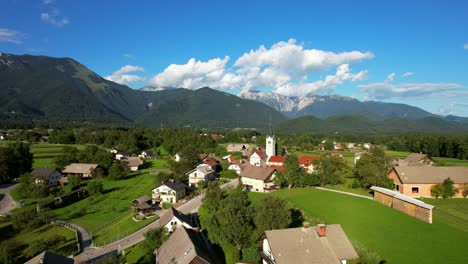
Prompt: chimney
<box><xmin>317</xmin><ymin>224</ymin><xmax>326</xmax><ymax>237</ymax></box>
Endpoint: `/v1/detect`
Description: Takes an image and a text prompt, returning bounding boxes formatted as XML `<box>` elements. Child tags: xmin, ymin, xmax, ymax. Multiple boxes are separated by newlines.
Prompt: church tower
<box><xmin>266</xmin><ymin>135</ymin><xmax>276</xmax><ymax>158</ymax></box>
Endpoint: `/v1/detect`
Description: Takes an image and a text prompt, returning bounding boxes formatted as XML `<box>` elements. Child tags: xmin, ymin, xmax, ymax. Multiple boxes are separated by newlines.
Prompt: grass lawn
<box><xmin>324</xmin><ymin>177</ymin><xmax>373</xmax><ymax>197</ymax></box>
<box><xmin>0</xmin><ymin>219</ymin><xmax>77</xmax><ymax>262</ymax></box>
<box><xmin>250</xmin><ymin>188</ymin><xmax>468</xmax><ymax>264</ymax></box>
<box><xmin>122</xmin><ymin>241</ymin><xmax>147</xmax><ymax>263</ymax></box>
<box><xmin>30</xmin><ymin>143</ymin><xmax>86</xmax><ymax>168</ymax></box>
<box><xmin>432</xmin><ymin>157</ymin><xmax>468</xmax><ymax>167</ymax></box>
<box><xmin>425</xmin><ymin>198</ymin><xmax>468</xmax><ymax>232</ymax></box>
<box><xmin>92</xmin><ymin>214</ymin><xmax>156</xmax><ymax>247</ymax></box>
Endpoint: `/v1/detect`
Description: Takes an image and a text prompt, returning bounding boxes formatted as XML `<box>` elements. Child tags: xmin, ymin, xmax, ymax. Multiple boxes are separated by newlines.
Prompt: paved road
<box><xmin>74</xmin><ymin>179</ymin><xmax>238</xmax><ymax>263</ymax></box>
<box><xmin>0</xmin><ymin>184</ymin><xmax>19</xmax><ymax>216</ymax></box>
<box><xmin>53</xmin><ymin>220</ymin><xmax>93</xmax><ymax>252</ymax></box>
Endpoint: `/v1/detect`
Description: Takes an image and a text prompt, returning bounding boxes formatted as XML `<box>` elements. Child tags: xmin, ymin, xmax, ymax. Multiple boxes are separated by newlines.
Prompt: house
<box><xmin>138</xmin><ymin>150</ymin><xmax>153</xmax><ymax>159</ymax></box>
<box><xmin>132</xmin><ymin>195</ymin><xmax>156</xmax><ymax>216</ymax></box>
<box><xmin>155</xmin><ymin>226</ymin><xmax>213</xmax><ymax>264</ymax></box>
<box><xmin>124</xmin><ymin>157</ymin><xmax>143</xmax><ymax>171</ymax></box>
<box><xmin>250</xmin><ymin>150</ymin><xmax>267</xmax><ymax>166</ymax></box>
<box><xmin>115</xmin><ymin>150</ymin><xmax>129</xmax><ymax>161</ymax></box>
<box><xmin>397</xmin><ymin>153</ymin><xmax>434</xmax><ymax>166</ymax></box>
<box><xmin>363</xmin><ymin>143</ymin><xmax>372</xmax><ymax>149</ymax></box>
<box><xmin>62</xmin><ymin>163</ymin><xmax>99</xmax><ymax>178</ymax></box>
<box><xmin>152</xmin><ymin>179</ymin><xmax>187</xmax><ymax>204</ymax></box>
<box><xmin>239</xmin><ymin>164</ymin><xmax>276</xmax><ymax>192</ymax></box>
<box><xmin>109</xmin><ymin>148</ymin><xmax>118</xmax><ymax>154</ymax></box>
<box><xmin>159</xmin><ymin>207</ymin><xmax>195</xmax><ymax>233</ymax></box>
<box><xmin>227</xmin><ymin>143</ymin><xmax>249</xmax><ymax>153</ymax></box>
<box><xmin>187</xmin><ymin>164</ymin><xmax>216</xmax><ymax>187</ymax></box>
<box><xmin>266</xmin><ymin>156</ymin><xmax>285</xmax><ymax>167</ymax></box>
<box><xmin>260</xmin><ymin>224</ymin><xmax>358</xmax><ymax>264</ymax></box>
<box><xmin>174</xmin><ymin>153</ymin><xmax>181</xmax><ymax>162</ymax></box>
<box><xmin>31</xmin><ymin>168</ymin><xmax>62</xmax><ymax>187</ymax></box>
<box><xmin>388</xmin><ymin>166</ymin><xmax>468</xmax><ymax>198</ymax></box>
<box><xmin>203</xmin><ymin>159</ymin><xmax>219</xmax><ymax>170</ymax></box>
<box><xmin>298</xmin><ymin>156</ymin><xmax>320</xmax><ymax>173</ymax></box>
<box><xmin>354</xmin><ymin>151</ymin><xmax>366</xmax><ymax>165</ymax></box>
<box><xmin>199</xmin><ymin>153</ymin><xmax>209</xmax><ymax>161</ymax></box>
<box><xmin>371</xmin><ymin>186</ymin><xmax>435</xmax><ymax>223</ymax></box>
<box><xmin>25</xmin><ymin>251</ymin><xmax>74</xmax><ymax>264</ymax></box>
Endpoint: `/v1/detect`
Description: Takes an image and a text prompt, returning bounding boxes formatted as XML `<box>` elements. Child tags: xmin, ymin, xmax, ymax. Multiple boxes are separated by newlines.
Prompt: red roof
<box><xmin>269</xmin><ymin>165</ymin><xmax>285</xmax><ymax>172</ymax></box>
<box><xmin>203</xmin><ymin>159</ymin><xmax>218</xmax><ymax>167</ymax></box>
<box><xmin>255</xmin><ymin>150</ymin><xmax>267</xmax><ymax>158</ymax></box>
<box><xmin>268</xmin><ymin>156</ymin><xmax>285</xmax><ymax>163</ymax></box>
<box><xmin>298</xmin><ymin>156</ymin><xmax>320</xmax><ymax>166</ymax></box>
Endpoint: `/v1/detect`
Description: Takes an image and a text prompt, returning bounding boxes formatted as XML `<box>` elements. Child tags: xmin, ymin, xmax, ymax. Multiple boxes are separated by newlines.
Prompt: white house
<box><xmin>31</xmin><ymin>168</ymin><xmax>62</xmax><ymax>187</ymax></box>
<box><xmin>260</xmin><ymin>224</ymin><xmax>358</xmax><ymax>264</ymax></box>
<box><xmin>159</xmin><ymin>207</ymin><xmax>194</xmax><ymax>233</ymax></box>
<box><xmin>250</xmin><ymin>150</ymin><xmax>266</xmax><ymax>166</ymax></box>
<box><xmin>174</xmin><ymin>153</ymin><xmax>181</xmax><ymax>162</ymax></box>
<box><xmin>363</xmin><ymin>143</ymin><xmax>372</xmax><ymax>149</ymax></box>
<box><xmin>152</xmin><ymin>179</ymin><xmax>186</xmax><ymax>204</ymax></box>
<box><xmin>298</xmin><ymin>156</ymin><xmax>320</xmax><ymax>173</ymax></box>
<box><xmin>138</xmin><ymin>150</ymin><xmax>153</xmax><ymax>159</ymax></box>
<box><xmin>187</xmin><ymin>164</ymin><xmax>216</xmax><ymax>187</ymax></box>
<box><xmin>228</xmin><ymin>163</ymin><xmax>242</xmax><ymax>175</ymax></box>
<box><xmin>239</xmin><ymin>164</ymin><xmax>276</xmax><ymax>192</ymax></box>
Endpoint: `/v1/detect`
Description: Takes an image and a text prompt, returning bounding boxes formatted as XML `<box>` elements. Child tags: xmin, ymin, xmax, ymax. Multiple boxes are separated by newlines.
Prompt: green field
<box><xmin>31</xmin><ymin>143</ymin><xmax>86</xmax><ymax>168</ymax></box>
<box><xmin>122</xmin><ymin>241</ymin><xmax>147</xmax><ymax>263</ymax></box>
<box><xmin>424</xmin><ymin>198</ymin><xmax>468</xmax><ymax>232</ymax></box>
<box><xmin>250</xmin><ymin>188</ymin><xmax>468</xmax><ymax>264</ymax></box>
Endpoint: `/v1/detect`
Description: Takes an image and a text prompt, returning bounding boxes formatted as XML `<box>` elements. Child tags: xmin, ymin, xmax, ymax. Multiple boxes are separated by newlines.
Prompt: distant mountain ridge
<box><xmin>239</xmin><ymin>90</ymin><xmax>434</xmax><ymax>120</ymax></box>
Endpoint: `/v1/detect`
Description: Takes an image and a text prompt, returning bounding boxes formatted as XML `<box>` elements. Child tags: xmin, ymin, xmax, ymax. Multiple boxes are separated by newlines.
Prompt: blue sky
<box><xmin>1</xmin><ymin>0</ymin><xmax>467</xmax><ymax>116</ymax></box>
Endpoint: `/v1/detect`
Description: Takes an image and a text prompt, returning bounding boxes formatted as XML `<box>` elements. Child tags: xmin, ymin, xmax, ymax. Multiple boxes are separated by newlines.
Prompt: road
<box><xmin>74</xmin><ymin>179</ymin><xmax>238</xmax><ymax>263</ymax></box>
<box><xmin>0</xmin><ymin>184</ymin><xmax>19</xmax><ymax>216</ymax></box>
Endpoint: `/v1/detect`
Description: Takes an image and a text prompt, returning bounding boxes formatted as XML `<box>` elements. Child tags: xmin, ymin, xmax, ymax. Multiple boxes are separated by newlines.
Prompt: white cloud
<box><xmin>148</xmin><ymin>39</ymin><xmax>373</xmax><ymax>96</ymax></box>
<box><xmin>386</xmin><ymin>72</ymin><xmax>396</xmax><ymax>82</ymax></box>
<box><xmin>402</xmin><ymin>72</ymin><xmax>414</xmax><ymax>77</ymax></box>
<box><xmin>359</xmin><ymin>81</ymin><xmax>464</xmax><ymax>100</ymax></box>
<box><xmin>105</xmin><ymin>65</ymin><xmax>145</xmax><ymax>85</ymax></box>
<box><xmin>438</xmin><ymin>102</ymin><xmax>468</xmax><ymax>115</ymax></box>
<box><xmin>40</xmin><ymin>6</ymin><xmax>69</xmax><ymax>27</ymax></box>
<box><xmin>464</xmin><ymin>43</ymin><xmax>468</xmax><ymax>50</ymax></box>
<box><xmin>0</xmin><ymin>28</ymin><xmax>23</xmax><ymax>44</ymax></box>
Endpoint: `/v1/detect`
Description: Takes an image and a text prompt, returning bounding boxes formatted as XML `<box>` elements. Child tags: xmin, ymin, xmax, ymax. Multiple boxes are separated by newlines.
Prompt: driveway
<box><xmin>0</xmin><ymin>184</ymin><xmax>19</xmax><ymax>216</ymax></box>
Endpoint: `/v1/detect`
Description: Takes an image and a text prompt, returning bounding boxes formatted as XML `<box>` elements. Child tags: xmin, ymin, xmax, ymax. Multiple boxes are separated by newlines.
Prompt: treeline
<box><xmin>0</xmin><ymin>142</ymin><xmax>33</xmax><ymax>184</ymax></box>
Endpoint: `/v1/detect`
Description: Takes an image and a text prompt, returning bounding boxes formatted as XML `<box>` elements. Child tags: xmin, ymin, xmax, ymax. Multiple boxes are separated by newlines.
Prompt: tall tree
<box><xmin>313</xmin><ymin>153</ymin><xmax>349</xmax><ymax>186</ymax></box>
<box><xmin>284</xmin><ymin>154</ymin><xmax>306</xmax><ymax>187</ymax></box>
<box><xmin>254</xmin><ymin>196</ymin><xmax>291</xmax><ymax>235</ymax></box>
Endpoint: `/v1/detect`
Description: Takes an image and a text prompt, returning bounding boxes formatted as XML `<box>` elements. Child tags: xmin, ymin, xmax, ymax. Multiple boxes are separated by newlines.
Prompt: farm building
<box><xmin>239</xmin><ymin>164</ymin><xmax>276</xmax><ymax>192</ymax></box>
<box><xmin>397</xmin><ymin>153</ymin><xmax>434</xmax><ymax>166</ymax></box>
<box><xmin>388</xmin><ymin>166</ymin><xmax>468</xmax><ymax>198</ymax></box>
<box><xmin>371</xmin><ymin>186</ymin><xmax>435</xmax><ymax>223</ymax></box>
<box><xmin>31</xmin><ymin>168</ymin><xmax>62</xmax><ymax>187</ymax></box>
<box><xmin>62</xmin><ymin>163</ymin><xmax>99</xmax><ymax>178</ymax></box>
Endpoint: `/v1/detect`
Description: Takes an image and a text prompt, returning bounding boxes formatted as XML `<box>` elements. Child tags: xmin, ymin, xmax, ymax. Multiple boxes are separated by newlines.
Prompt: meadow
<box><xmin>250</xmin><ymin>188</ymin><xmax>468</xmax><ymax>264</ymax></box>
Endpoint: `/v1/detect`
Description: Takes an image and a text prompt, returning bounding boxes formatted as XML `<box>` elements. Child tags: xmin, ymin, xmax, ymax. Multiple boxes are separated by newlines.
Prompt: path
<box><xmin>74</xmin><ymin>179</ymin><xmax>239</xmax><ymax>263</ymax></box>
<box><xmin>51</xmin><ymin>219</ymin><xmax>93</xmax><ymax>252</ymax></box>
<box><xmin>0</xmin><ymin>184</ymin><xmax>19</xmax><ymax>216</ymax></box>
<box><xmin>314</xmin><ymin>186</ymin><xmax>373</xmax><ymax>200</ymax></box>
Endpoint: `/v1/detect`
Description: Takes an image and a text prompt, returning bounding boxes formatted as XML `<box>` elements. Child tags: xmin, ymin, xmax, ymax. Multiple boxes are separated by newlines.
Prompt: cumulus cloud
<box><xmin>438</xmin><ymin>102</ymin><xmax>468</xmax><ymax>116</ymax></box>
<box><xmin>148</xmin><ymin>39</ymin><xmax>373</xmax><ymax>96</ymax></box>
<box><xmin>0</xmin><ymin>28</ymin><xmax>24</xmax><ymax>44</ymax></box>
<box><xmin>105</xmin><ymin>65</ymin><xmax>145</xmax><ymax>85</ymax></box>
<box><xmin>359</xmin><ymin>81</ymin><xmax>464</xmax><ymax>100</ymax></box>
<box><xmin>402</xmin><ymin>72</ymin><xmax>414</xmax><ymax>77</ymax></box>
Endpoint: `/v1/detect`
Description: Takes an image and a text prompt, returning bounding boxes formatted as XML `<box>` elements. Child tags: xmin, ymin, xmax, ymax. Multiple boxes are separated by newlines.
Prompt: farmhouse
<box><xmin>187</xmin><ymin>164</ymin><xmax>216</xmax><ymax>187</ymax></box>
<box><xmin>250</xmin><ymin>150</ymin><xmax>267</xmax><ymax>166</ymax></box>
<box><xmin>397</xmin><ymin>153</ymin><xmax>434</xmax><ymax>166</ymax></box>
<box><xmin>227</xmin><ymin>143</ymin><xmax>249</xmax><ymax>152</ymax></box>
<box><xmin>298</xmin><ymin>156</ymin><xmax>320</xmax><ymax>173</ymax></box>
<box><xmin>159</xmin><ymin>207</ymin><xmax>194</xmax><ymax>233</ymax></box>
<box><xmin>388</xmin><ymin>166</ymin><xmax>468</xmax><ymax>198</ymax></box>
<box><xmin>155</xmin><ymin>226</ymin><xmax>213</xmax><ymax>264</ymax></box>
<box><xmin>31</xmin><ymin>168</ymin><xmax>62</xmax><ymax>187</ymax></box>
<box><xmin>266</xmin><ymin>156</ymin><xmax>285</xmax><ymax>166</ymax></box>
<box><xmin>152</xmin><ymin>179</ymin><xmax>186</xmax><ymax>204</ymax></box>
<box><xmin>239</xmin><ymin>164</ymin><xmax>276</xmax><ymax>192</ymax></box>
<box><xmin>260</xmin><ymin>224</ymin><xmax>358</xmax><ymax>264</ymax></box>
<box><xmin>371</xmin><ymin>186</ymin><xmax>435</xmax><ymax>223</ymax></box>
<box><xmin>62</xmin><ymin>163</ymin><xmax>99</xmax><ymax>178</ymax></box>
<box><xmin>124</xmin><ymin>157</ymin><xmax>143</xmax><ymax>171</ymax></box>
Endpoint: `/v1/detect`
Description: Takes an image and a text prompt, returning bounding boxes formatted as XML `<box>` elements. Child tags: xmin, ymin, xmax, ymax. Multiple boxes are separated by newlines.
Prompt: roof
<box><xmin>298</xmin><ymin>156</ymin><xmax>321</xmax><ymax>166</ymax></box>
<box><xmin>31</xmin><ymin>168</ymin><xmax>60</xmax><ymax>178</ymax></box>
<box><xmin>392</xmin><ymin>166</ymin><xmax>468</xmax><ymax>184</ymax></box>
<box><xmin>62</xmin><ymin>163</ymin><xmax>98</xmax><ymax>174</ymax></box>
<box><xmin>125</xmin><ymin>157</ymin><xmax>143</xmax><ymax>168</ymax></box>
<box><xmin>199</xmin><ymin>153</ymin><xmax>209</xmax><ymax>161</ymax></box>
<box><xmin>269</xmin><ymin>165</ymin><xmax>285</xmax><ymax>172</ymax></box>
<box><xmin>268</xmin><ymin>156</ymin><xmax>285</xmax><ymax>163</ymax></box>
<box><xmin>252</xmin><ymin>150</ymin><xmax>266</xmax><ymax>158</ymax></box>
<box><xmin>371</xmin><ymin>186</ymin><xmax>435</xmax><ymax>210</ymax></box>
<box><xmin>25</xmin><ymin>251</ymin><xmax>74</xmax><ymax>264</ymax></box>
<box><xmin>203</xmin><ymin>159</ymin><xmax>219</xmax><ymax>167</ymax></box>
<box><xmin>156</xmin><ymin>226</ymin><xmax>211</xmax><ymax>264</ymax></box>
<box><xmin>264</xmin><ymin>225</ymin><xmax>358</xmax><ymax>264</ymax></box>
<box><xmin>227</xmin><ymin>143</ymin><xmax>249</xmax><ymax>151</ymax></box>
<box><xmin>162</xmin><ymin>179</ymin><xmax>186</xmax><ymax>192</ymax></box>
<box><xmin>187</xmin><ymin>164</ymin><xmax>214</xmax><ymax>175</ymax></box>
<box><xmin>405</xmin><ymin>153</ymin><xmax>430</xmax><ymax>163</ymax></box>
<box><xmin>159</xmin><ymin>207</ymin><xmax>194</xmax><ymax>228</ymax></box>
<box><xmin>133</xmin><ymin>195</ymin><xmax>151</xmax><ymax>204</ymax></box>
<box><xmin>239</xmin><ymin>164</ymin><xmax>275</xmax><ymax>181</ymax></box>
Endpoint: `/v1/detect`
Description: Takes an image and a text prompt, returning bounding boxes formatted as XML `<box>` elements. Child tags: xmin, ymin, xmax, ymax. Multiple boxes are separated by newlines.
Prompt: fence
<box><xmin>46</xmin><ymin>219</ymin><xmax>87</xmax><ymax>255</ymax></box>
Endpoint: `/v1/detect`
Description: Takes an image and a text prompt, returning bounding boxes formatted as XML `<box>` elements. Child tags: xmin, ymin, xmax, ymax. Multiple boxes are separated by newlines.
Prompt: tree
<box><xmin>284</xmin><ymin>154</ymin><xmax>307</xmax><ymax>187</ymax></box>
<box><xmin>87</xmin><ymin>180</ymin><xmax>103</xmax><ymax>195</ymax></box>
<box><xmin>323</xmin><ymin>140</ymin><xmax>334</xmax><ymax>150</ymax></box>
<box><xmin>354</xmin><ymin>147</ymin><xmax>393</xmax><ymax>189</ymax></box>
<box><xmin>0</xmin><ymin>142</ymin><xmax>33</xmax><ymax>183</ymax></box>
<box><xmin>442</xmin><ymin>178</ymin><xmax>457</xmax><ymax>198</ymax></box>
<box><xmin>0</xmin><ymin>241</ymin><xmax>23</xmax><ymax>264</ymax></box>
<box><xmin>431</xmin><ymin>184</ymin><xmax>444</xmax><ymax>198</ymax></box>
<box><xmin>54</xmin><ymin>146</ymin><xmax>78</xmax><ymax>168</ymax></box>
<box><xmin>254</xmin><ymin>196</ymin><xmax>291</xmax><ymax>235</ymax></box>
<box><xmin>108</xmin><ymin>162</ymin><xmax>127</xmax><ymax>180</ymax></box>
<box><xmin>68</xmin><ymin>175</ymin><xmax>82</xmax><ymax>189</ymax></box>
<box><xmin>273</xmin><ymin>171</ymin><xmax>287</xmax><ymax>188</ymax></box>
<box><xmin>313</xmin><ymin>153</ymin><xmax>349</xmax><ymax>186</ymax></box>
<box><xmin>142</xmin><ymin>227</ymin><xmax>168</xmax><ymax>263</ymax></box>
<box><xmin>11</xmin><ymin>209</ymin><xmax>42</xmax><ymax>231</ymax></box>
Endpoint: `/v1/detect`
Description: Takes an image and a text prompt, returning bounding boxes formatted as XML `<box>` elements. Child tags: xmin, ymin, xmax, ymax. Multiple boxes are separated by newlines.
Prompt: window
<box><xmin>395</xmin><ymin>184</ymin><xmax>399</xmax><ymax>191</ymax></box>
<box><xmin>412</xmin><ymin>187</ymin><xmax>419</xmax><ymax>193</ymax></box>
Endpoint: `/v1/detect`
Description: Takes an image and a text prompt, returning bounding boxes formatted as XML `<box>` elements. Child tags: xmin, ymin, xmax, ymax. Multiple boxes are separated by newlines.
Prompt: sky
<box><xmin>1</xmin><ymin>0</ymin><xmax>468</xmax><ymax>116</ymax></box>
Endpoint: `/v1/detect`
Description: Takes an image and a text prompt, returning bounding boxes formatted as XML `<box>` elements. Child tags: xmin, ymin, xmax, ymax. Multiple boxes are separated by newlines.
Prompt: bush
<box><xmin>87</xmin><ymin>180</ymin><xmax>104</xmax><ymax>195</ymax></box>
<box><xmin>220</xmin><ymin>170</ymin><xmax>237</xmax><ymax>179</ymax></box>
<box><xmin>26</xmin><ymin>239</ymin><xmax>48</xmax><ymax>258</ymax></box>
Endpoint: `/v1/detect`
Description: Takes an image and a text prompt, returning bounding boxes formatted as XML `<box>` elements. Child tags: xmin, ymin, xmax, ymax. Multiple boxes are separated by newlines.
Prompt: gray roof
<box><xmin>133</xmin><ymin>195</ymin><xmax>151</xmax><ymax>204</ymax></box>
<box><xmin>163</xmin><ymin>179</ymin><xmax>186</xmax><ymax>192</ymax></box>
<box><xmin>124</xmin><ymin>157</ymin><xmax>143</xmax><ymax>168</ymax></box>
<box><xmin>371</xmin><ymin>186</ymin><xmax>435</xmax><ymax>210</ymax></box>
<box><xmin>25</xmin><ymin>251</ymin><xmax>74</xmax><ymax>264</ymax></box>
<box><xmin>393</xmin><ymin>166</ymin><xmax>468</xmax><ymax>184</ymax></box>
<box><xmin>239</xmin><ymin>164</ymin><xmax>275</xmax><ymax>181</ymax></box>
<box><xmin>156</xmin><ymin>226</ymin><xmax>211</xmax><ymax>264</ymax></box>
<box><xmin>186</xmin><ymin>164</ymin><xmax>214</xmax><ymax>176</ymax></box>
<box><xmin>159</xmin><ymin>207</ymin><xmax>194</xmax><ymax>228</ymax></box>
<box><xmin>398</xmin><ymin>153</ymin><xmax>433</xmax><ymax>166</ymax></box>
<box><xmin>31</xmin><ymin>168</ymin><xmax>60</xmax><ymax>178</ymax></box>
<box><xmin>264</xmin><ymin>225</ymin><xmax>358</xmax><ymax>264</ymax></box>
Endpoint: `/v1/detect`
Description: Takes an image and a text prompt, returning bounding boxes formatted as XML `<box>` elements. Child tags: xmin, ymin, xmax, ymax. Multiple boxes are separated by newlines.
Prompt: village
<box><xmin>1</xmin><ymin>129</ymin><xmax>467</xmax><ymax>264</ymax></box>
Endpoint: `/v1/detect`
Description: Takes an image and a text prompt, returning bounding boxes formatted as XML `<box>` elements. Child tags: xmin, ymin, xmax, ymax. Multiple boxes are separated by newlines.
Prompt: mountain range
<box><xmin>1</xmin><ymin>53</ymin><xmax>467</xmax><ymax>134</ymax></box>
